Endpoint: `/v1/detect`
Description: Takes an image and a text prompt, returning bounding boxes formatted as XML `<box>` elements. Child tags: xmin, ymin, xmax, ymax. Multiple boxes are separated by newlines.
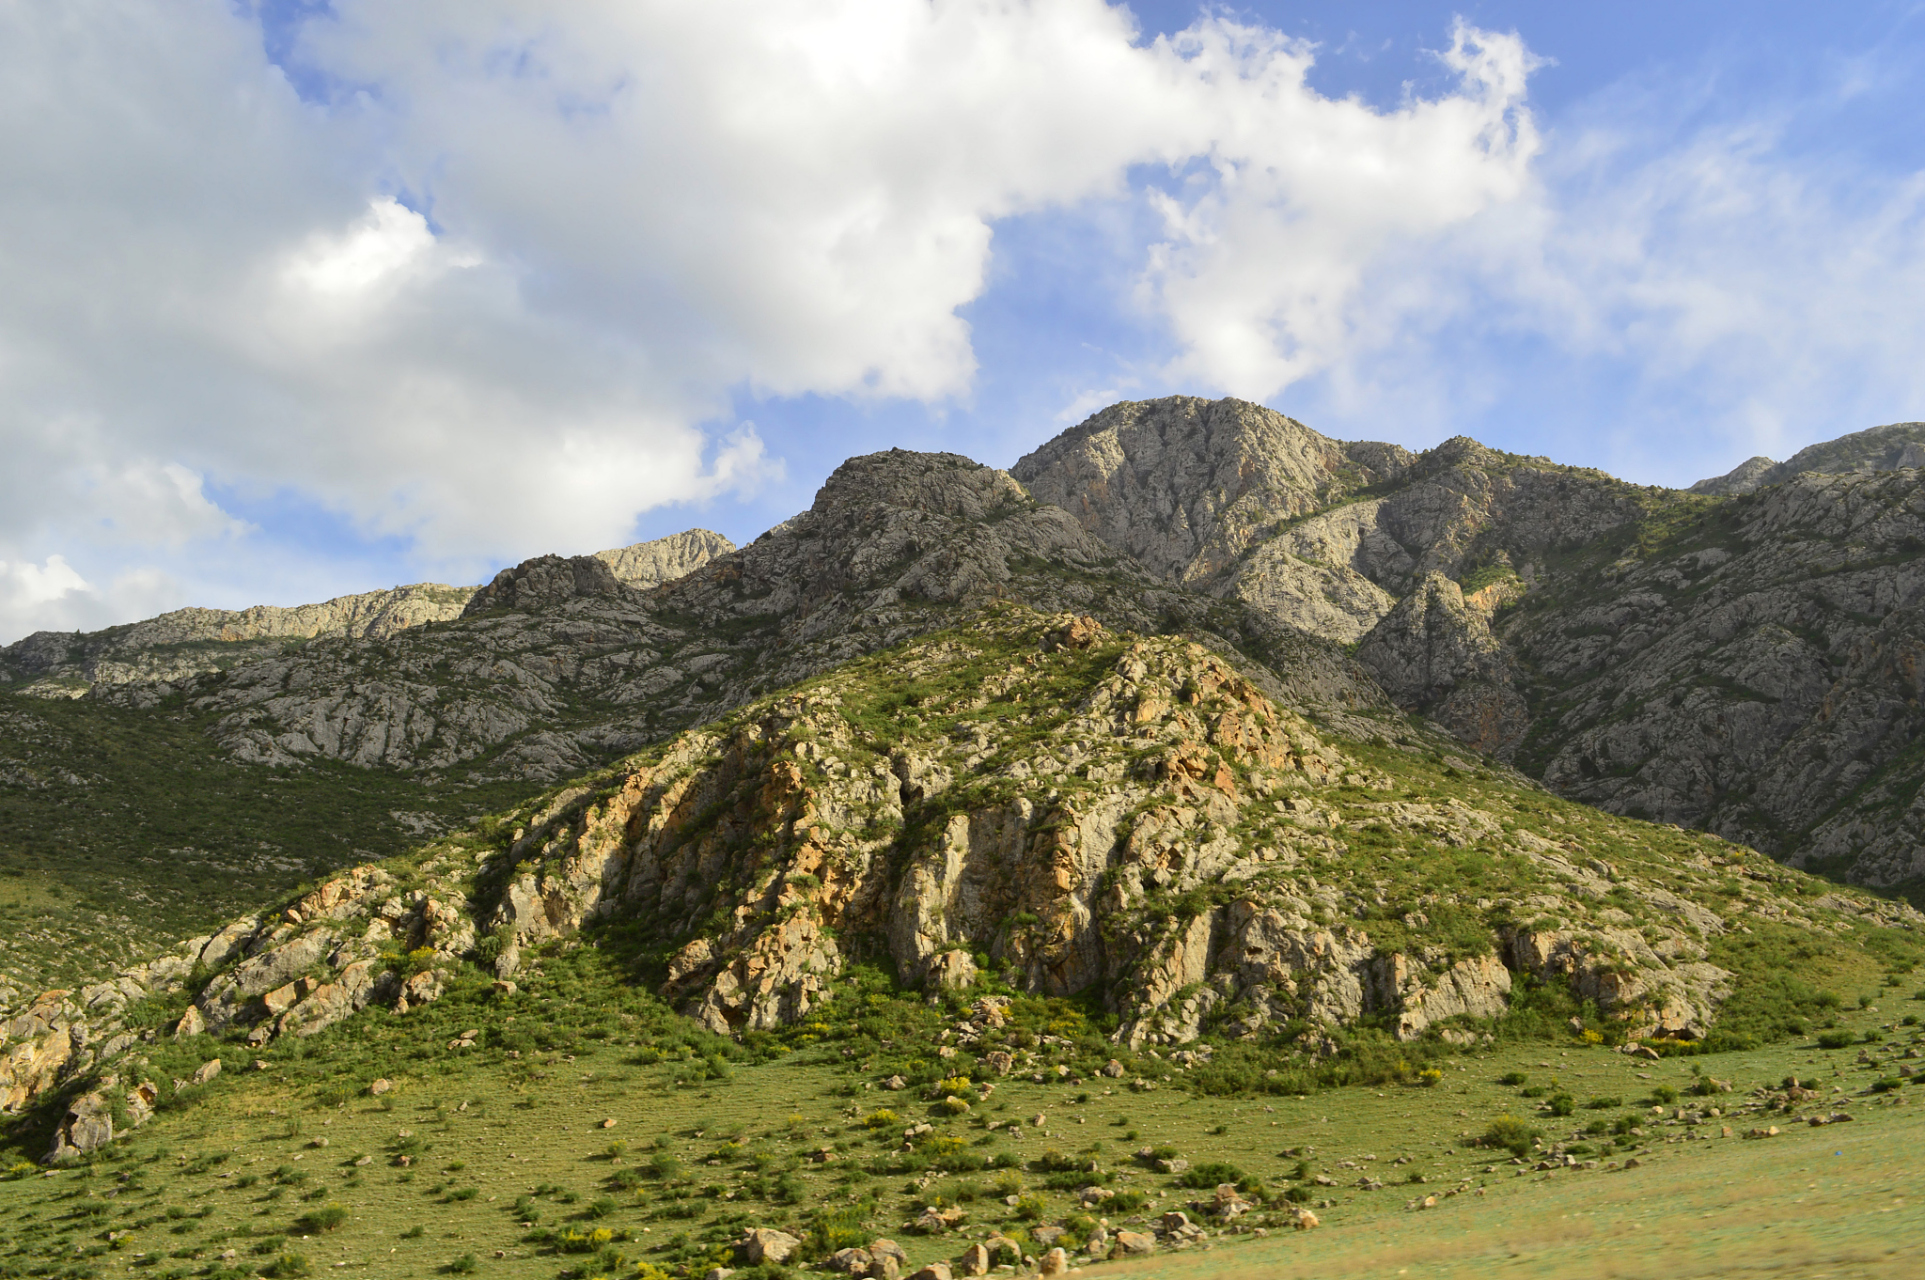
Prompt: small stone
<box><xmin>601</xmin><ymin>1118</ymin><xmax>617</xmax><ymax>1129</ymax></box>
<box><xmin>353</xmin><ymin>1156</ymin><xmax>372</xmax><ymax>1167</ymax></box>
<box><xmin>191</xmin><ymin>1058</ymin><xmax>221</xmax><ymax>1085</ymax></box>
<box><xmin>883</xmin><ymin>1076</ymin><xmax>907</xmax><ymax>1091</ymax></box>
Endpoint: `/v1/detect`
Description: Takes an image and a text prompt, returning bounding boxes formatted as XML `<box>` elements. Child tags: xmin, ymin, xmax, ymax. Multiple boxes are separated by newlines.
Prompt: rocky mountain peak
<box><xmin>593</xmin><ymin>528</ymin><xmax>736</xmax><ymax>588</ymax></box>
<box><xmin>461</xmin><ymin>553</ymin><xmax>623</xmax><ymax>616</ymax></box>
<box><xmin>1012</xmin><ymin>396</ymin><xmax>1410</xmax><ymax>587</ymax></box>
<box><xmin>1690</xmin><ymin>422</ymin><xmax>1925</xmax><ymax>495</ymax></box>
<box><xmin>810</xmin><ymin>448</ymin><xmax>1031</xmax><ymax>525</ymax></box>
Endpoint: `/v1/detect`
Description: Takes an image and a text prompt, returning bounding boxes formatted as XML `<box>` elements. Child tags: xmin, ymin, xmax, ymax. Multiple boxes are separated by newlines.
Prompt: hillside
<box><xmin>1016</xmin><ymin>399</ymin><xmax>1925</xmax><ymax>899</ymax></box>
<box><xmin>0</xmin><ymin>607</ymin><xmax>1920</xmax><ymax>1280</ymax></box>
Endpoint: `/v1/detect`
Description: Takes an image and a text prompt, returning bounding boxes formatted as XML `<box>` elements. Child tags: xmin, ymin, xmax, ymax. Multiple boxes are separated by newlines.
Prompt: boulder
<box><xmin>1112</xmin><ymin>1230</ymin><xmax>1156</xmax><ymax>1256</ymax></box>
<box><xmin>1039</xmin><ymin>1248</ymin><xmax>1069</xmax><ymax>1276</ymax></box>
<box><xmin>173</xmin><ymin>1006</ymin><xmax>205</xmax><ymax>1039</ymax></box>
<box><xmin>907</xmin><ymin>1265</ymin><xmax>951</xmax><ymax>1280</ymax></box>
<box><xmin>46</xmin><ymin>1089</ymin><xmax>115</xmax><ymax>1162</ymax></box>
<box><xmin>955</xmin><ymin>1244</ymin><xmax>988</xmax><ymax>1277</ymax></box>
<box><xmin>828</xmin><ymin>1248</ymin><xmax>874</xmax><ymax>1275</ymax></box>
<box><xmin>191</xmin><ymin>1058</ymin><xmax>221</xmax><ymax>1085</ymax></box>
<box><xmin>733</xmin><ymin>1228</ymin><xmax>801</xmax><ymax>1266</ymax></box>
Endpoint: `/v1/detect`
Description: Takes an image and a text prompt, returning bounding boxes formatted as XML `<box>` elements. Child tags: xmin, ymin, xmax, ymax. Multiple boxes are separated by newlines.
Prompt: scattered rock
<box><xmin>733</xmin><ymin>1228</ymin><xmax>801</xmax><ymax>1266</ymax></box>
<box><xmin>368</xmin><ymin>1078</ymin><xmax>392</xmax><ymax>1096</ymax></box>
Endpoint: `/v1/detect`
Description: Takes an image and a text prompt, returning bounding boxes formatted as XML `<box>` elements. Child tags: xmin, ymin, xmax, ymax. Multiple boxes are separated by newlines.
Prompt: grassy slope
<box><xmin>0</xmin><ymin>941</ymin><xmax>1920</xmax><ymax>1280</ymax></box>
<box><xmin>0</xmin><ymin>695</ymin><xmax>529</xmax><ymax>997</ymax></box>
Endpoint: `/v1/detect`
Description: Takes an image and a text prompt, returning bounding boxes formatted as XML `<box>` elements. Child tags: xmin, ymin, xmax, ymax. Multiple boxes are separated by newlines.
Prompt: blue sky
<box><xmin>2</xmin><ymin>1</ymin><xmax>1924</xmax><ymax>639</ymax></box>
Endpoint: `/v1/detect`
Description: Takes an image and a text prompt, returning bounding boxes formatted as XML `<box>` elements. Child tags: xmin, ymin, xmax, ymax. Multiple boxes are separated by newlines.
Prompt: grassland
<box><xmin>3</xmin><ymin>928</ymin><xmax>1921</xmax><ymax>1280</ymax></box>
<box><xmin>0</xmin><ymin>695</ymin><xmax>530</xmax><ymax>998</ymax></box>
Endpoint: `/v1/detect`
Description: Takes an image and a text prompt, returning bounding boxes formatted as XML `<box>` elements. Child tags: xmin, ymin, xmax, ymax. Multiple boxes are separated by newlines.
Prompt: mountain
<box><xmin>4</xmin><ymin>603</ymin><xmax>1917</xmax><ymax>1138</ymax></box>
<box><xmin>1018</xmin><ymin>400</ymin><xmax>1925</xmax><ymax>900</ymax></box>
<box><xmin>1689</xmin><ymin>421</ymin><xmax>1925</xmax><ymax>495</ymax></box>
<box><xmin>4</xmin><ymin>400</ymin><xmax>1925</xmax><ymax>1277</ymax></box>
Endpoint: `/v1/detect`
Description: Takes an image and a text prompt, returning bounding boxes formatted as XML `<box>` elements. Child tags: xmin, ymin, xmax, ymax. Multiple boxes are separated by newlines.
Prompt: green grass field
<box><xmin>4</xmin><ymin>939</ymin><xmax>1921</xmax><ymax>1280</ymax></box>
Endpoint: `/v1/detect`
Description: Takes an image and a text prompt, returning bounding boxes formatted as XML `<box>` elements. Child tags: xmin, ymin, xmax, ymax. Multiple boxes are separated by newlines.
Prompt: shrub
<box><xmin>1870</xmin><ymin>1077</ymin><xmax>1904</xmax><ymax>1094</ymax></box>
<box><xmin>1478</xmin><ymin>1117</ymin><xmax>1538</xmax><ymax>1157</ymax></box>
<box><xmin>1817</xmin><ymin>1031</ymin><xmax>1853</xmax><ymax>1050</ymax></box>
<box><xmin>1011</xmin><ymin>1195</ymin><xmax>1046</xmax><ymax>1222</ymax></box>
<box><xmin>1174</xmin><ymin>1161</ymin><xmax>1245</xmax><ymax>1189</ymax></box>
<box><xmin>292</xmin><ymin>1207</ymin><xmax>347</xmax><ymax>1235</ymax></box>
<box><xmin>1498</xmin><ymin>1072</ymin><xmax>1527</xmax><ymax>1086</ymax></box>
<box><xmin>865</xmin><ymin>1110</ymin><xmax>899</xmax><ymax>1129</ymax></box>
<box><xmin>1649</xmin><ymin>1085</ymin><xmax>1679</xmax><ymax>1105</ymax></box>
<box><xmin>1585</xmin><ymin>1096</ymin><xmax>1622</xmax><ymax>1110</ymax></box>
<box><xmin>263</xmin><ymin>1253</ymin><xmax>311</xmax><ymax>1279</ymax></box>
<box><xmin>445</xmin><ymin>1256</ymin><xmax>476</xmax><ymax>1276</ymax></box>
<box><xmin>1547</xmin><ymin>1094</ymin><xmax>1575</xmax><ymax>1117</ymax></box>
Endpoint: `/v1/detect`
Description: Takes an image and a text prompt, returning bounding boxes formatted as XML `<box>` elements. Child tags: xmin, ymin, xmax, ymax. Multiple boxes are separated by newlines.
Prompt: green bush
<box><xmin>291</xmin><ymin>1207</ymin><xmax>347</xmax><ymax>1235</ymax></box>
<box><xmin>1817</xmin><ymin>1031</ymin><xmax>1853</xmax><ymax>1049</ymax></box>
<box><xmin>1174</xmin><ymin>1161</ymin><xmax>1245</xmax><ymax>1188</ymax></box>
<box><xmin>1478</xmin><ymin>1116</ymin><xmax>1538</xmax><ymax>1157</ymax></box>
<box><xmin>1547</xmin><ymin>1094</ymin><xmax>1575</xmax><ymax>1117</ymax></box>
<box><xmin>1498</xmin><ymin>1072</ymin><xmax>1527</xmax><ymax>1087</ymax></box>
<box><xmin>1585</xmin><ymin>1096</ymin><xmax>1622</xmax><ymax>1109</ymax></box>
<box><xmin>445</xmin><ymin>1256</ymin><xmax>476</xmax><ymax>1276</ymax></box>
<box><xmin>262</xmin><ymin>1253</ymin><xmax>311</xmax><ymax>1279</ymax></box>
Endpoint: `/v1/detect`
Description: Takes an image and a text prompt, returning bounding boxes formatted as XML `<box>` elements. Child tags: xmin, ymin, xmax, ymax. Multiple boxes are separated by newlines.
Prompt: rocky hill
<box><xmin>1017</xmin><ymin>400</ymin><xmax>1925</xmax><ymax>899</ymax></box>
<box><xmin>1690</xmin><ymin>421</ymin><xmax>1925</xmax><ymax>495</ymax></box>
<box><xmin>6</xmin><ymin>605</ymin><xmax>1918</xmax><ymax>1162</ymax></box>
<box><xmin>0</xmin><ymin>529</ymin><xmax>737</xmax><ymax>699</ymax></box>
<box><xmin>5</xmin><ymin>396</ymin><xmax>1925</xmax><ymax>1078</ymax></box>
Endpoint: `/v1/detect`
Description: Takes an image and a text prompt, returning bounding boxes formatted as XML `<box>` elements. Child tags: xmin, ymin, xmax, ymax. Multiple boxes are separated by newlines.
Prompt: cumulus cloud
<box><xmin>0</xmin><ymin>0</ymin><xmax>1556</xmax><ymax>644</ymax></box>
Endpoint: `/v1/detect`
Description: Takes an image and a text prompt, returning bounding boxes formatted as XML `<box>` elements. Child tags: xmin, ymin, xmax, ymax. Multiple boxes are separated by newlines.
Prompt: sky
<box><xmin>3</xmin><ymin>1</ymin><xmax>1925</xmax><ymax>642</ymax></box>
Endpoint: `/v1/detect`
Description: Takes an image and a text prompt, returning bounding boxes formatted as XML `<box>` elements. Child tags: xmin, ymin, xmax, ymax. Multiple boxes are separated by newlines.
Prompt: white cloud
<box><xmin>1142</xmin><ymin>21</ymin><xmax>1543</xmax><ymax>398</ymax></box>
<box><xmin>0</xmin><ymin>556</ymin><xmax>90</xmax><ymax>616</ymax></box>
<box><xmin>0</xmin><ymin>0</ymin><xmax>1551</xmax><ymax>637</ymax></box>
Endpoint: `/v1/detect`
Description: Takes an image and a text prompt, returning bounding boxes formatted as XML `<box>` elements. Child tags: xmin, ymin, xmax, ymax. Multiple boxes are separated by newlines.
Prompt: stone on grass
<box><xmin>733</xmin><ymin>1228</ymin><xmax>801</xmax><ymax>1265</ymax></box>
<box><xmin>1039</xmin><ymin>1247</ymin><xmax>1069</xmax><ymax>1276</ymax></box>
<box><xmin>1113</xmin><ymin>1231</ymin><xmax>1155</xmax><ymax>1256</ymax></box>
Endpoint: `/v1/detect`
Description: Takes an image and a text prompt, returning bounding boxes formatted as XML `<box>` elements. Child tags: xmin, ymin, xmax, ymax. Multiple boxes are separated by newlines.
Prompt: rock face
<box><xmin>1689</xmin><ymin>456</ymin><xmax>1778</xmax><ymax>497</ymax></box>
<box><xmin>595</xmin><ymin>529</ymin><xmax>736</xmax><ymax>588</ymax></box>
<box><xmin>1691</xmin><ymin>422</ymin><xmax>1925</xmax><ymax>496</ymax></box>
<box><xmin>1356</xmin><ymin>574</ymin><xmax>1526</xmax><ymax>756</ymax></box>
<box><xmin>461</xmin><ymin>554</ymin><xmax>623</xmax><ymax>615</ymax></box>
<box><xmin>1018</xmin><ymin>400</ymin><xmax>1925</xmax><ymax>891</ymax></box>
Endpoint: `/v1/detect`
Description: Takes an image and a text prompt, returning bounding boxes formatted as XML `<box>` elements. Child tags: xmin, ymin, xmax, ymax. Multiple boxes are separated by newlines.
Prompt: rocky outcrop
<box><xmin>595</xmin><ymin>529</ymin><xmax>736</xmax><ymax>588</ymax></box>
<box><xmin>1356</xmin><ymin>574</ymin><xmax>1528</xmax><ymax>757</ymax></box>
<box><xmin>462</xmin><ymin>554</ymin><xmax>624</xmax><ymax>615</ymax></box>
<box><xmin>1689</xmin><ymin>456</ymin><xmax>1778</xmax><ymax>497</ymax></box>
<box><xmin>1012</xmin><ymin>396</ymin><xmax>1410</xmax><ymax>588</ymax></box>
